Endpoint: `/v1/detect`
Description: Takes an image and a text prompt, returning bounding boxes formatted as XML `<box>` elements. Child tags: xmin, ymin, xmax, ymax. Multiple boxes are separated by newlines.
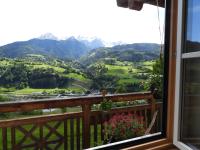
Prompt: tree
<box><xmin>28</xmin><ymin>68</ymin><xmax>58</xmax><ymax>88</ymax></box>
<box><xmin>86</xmin><ymin>63</ymin><xmax>119</xmax><ymax>92</ymax></box>
<box><xmin>145</xmin><ymin>56</ymin><xmax>164</xmax><ymax>99</ymax></box>
<box><xmin>0</xmin><ymin>63</ymin><xmax>28</xmax><ymax>89</ymax></box>
<box><xmin>28</xmin><ymin>68</ymin><xmax>70</xmax><ymax>88</ymax></box>
<box><xmin>86</xmin><ymin>63</ymin><xmax>108</xmax><ymax>78</ymax></box>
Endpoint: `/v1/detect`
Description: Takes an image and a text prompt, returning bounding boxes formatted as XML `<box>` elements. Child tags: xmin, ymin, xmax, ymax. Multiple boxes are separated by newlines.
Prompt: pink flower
<box><xmin>103</xmin><ymin>113</ymin><xmax>145</xmax><ymax>142</ymax></box>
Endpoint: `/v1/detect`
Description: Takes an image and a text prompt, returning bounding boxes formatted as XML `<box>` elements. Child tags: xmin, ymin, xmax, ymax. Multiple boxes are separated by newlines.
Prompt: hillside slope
<box><xmin>0</xmin><ymin>38</ymin><xmax>90</xmax><ymax>59</ymax></box>
<box><xmin>80</xmin><ymin>43</ymin><xmax>161</xmax><ymax>65</ymax></box>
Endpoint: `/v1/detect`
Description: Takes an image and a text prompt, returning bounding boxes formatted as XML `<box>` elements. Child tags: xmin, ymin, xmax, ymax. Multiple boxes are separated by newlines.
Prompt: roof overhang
<box><xmin>116</xmin><ymin>0</ymin><xmax>165</xmax><ymax>11</ymax></box>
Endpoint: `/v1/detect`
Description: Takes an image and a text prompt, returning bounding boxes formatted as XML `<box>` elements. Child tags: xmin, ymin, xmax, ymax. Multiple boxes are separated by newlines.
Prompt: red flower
<box><xmin>103</xmin><ymin>113</ymin><xmax>145</xmax><ymax>143</ymax></box>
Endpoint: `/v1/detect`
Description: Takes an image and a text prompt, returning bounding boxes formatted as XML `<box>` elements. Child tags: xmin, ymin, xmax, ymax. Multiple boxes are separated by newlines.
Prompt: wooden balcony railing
<box><xmin>0</xmin><ymin>92</ymin><xmax>162</xmax><ymax>150</ymax></box>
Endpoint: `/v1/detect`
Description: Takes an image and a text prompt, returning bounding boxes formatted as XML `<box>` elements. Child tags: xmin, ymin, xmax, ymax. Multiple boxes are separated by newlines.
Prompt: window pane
<box><xmin>185</xmin><ymin>0</ymin><xmax>200</xmax><ymax>53</ymax></box>
<box><xmin>0</xmin><ymin>0</ymin><xmax>167</xmax><ymax>148</ymax></box>
<box><xmin>181</xmin><ymin>58</ymin><xmax>200</xmax><ymax>148</ymax></box>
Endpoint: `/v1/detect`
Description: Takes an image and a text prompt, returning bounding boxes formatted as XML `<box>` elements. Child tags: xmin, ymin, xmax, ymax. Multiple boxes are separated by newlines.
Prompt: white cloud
<box><xmin>0</xmin><ymin>0</ymin><xmax>165</xmax><ymax>45</ymax></box>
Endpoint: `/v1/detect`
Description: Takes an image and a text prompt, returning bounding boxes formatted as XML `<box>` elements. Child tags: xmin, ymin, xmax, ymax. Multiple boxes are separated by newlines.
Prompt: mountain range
<box><xmin>80</xmin><ymin>43</ymin><xmax>161</xmax><ymax>65</ymax></box>
<box><xmin>0</xmin><ymin>35</ymin><xmax>161</xmax><ymax>61</ymax></box>
<box><xmin>0</xmin><ymin>37</ymin><xmax>104</xmax><ymax>59</ymax></box>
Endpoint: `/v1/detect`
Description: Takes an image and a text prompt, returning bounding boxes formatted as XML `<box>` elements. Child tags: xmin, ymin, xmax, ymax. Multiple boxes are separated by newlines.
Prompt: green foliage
<box><xmin>87</xmin><ymin>63</ymin><xmax>108</xmax><ymax>77</ymax></box>
<box><xmin>0</xmin><ymin>63</ymin><xmax>28</xmax><ymax>89</ymax></box>
<box><xmin>100</xmin><ymin>98</ymin><xmax>113</xmax><ymax>111</ymax></box>
<box><xmin>20</xmin><ymin>110</ymin><xmax>43</xmax><ymax>116</ymax></box>
<box><xmin>86</xmin><ymin>63</ymin><xmax>118</xmax><ymax>91</ymax></box>
<box><xmin>29</xmin><ymin>68</ymin><xmax>58</xmax><ymax>88</ymax></box>
<box><xmin>80</xmin><ymin>43</ymin><xmax>160</xmax><ymax>65</ymax></box>
<box><xmin>0</xmin><ymin>59</ymin><xmax>77</xmax><ymax>89</ymax></box>
<box><xmin>0</xmin><ymin>95</ymin><xmax>10</xmax><ymax>102</ymax></box>
<box><xmin>0</xmin><ymin>43</ymin><xmax>160</xmax><ymax>96</ymax></box>
<box><xmin>116</xmin><ymin>82</ymin><xmax>144</xmax><ymax>93</ymax></box>
<box><xmin>145</xmin><ymin>56</ymin><xmax>164</xmax><ymax>98</ymax></box>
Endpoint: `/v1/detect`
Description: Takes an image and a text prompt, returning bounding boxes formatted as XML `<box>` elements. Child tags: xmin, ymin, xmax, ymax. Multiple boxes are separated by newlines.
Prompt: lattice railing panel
<box><xmin>0</xmin><ymin>99</ymin><xmax>162</xmax><ymax>150</ymax></box>
<box><xmin>0</xmin><ymin>114</ymin><xmax>83</xmax><ymax>150</ymax></box>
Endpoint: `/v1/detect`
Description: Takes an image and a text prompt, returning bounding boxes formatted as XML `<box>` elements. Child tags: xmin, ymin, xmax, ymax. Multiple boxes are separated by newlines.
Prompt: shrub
<box><xmin>99</xmin><ymin>98</ymin><xmax>113</xmax><ymax>111</ymax></box>
<box><xmin>145</xmin><ymin>57</ymin><xmax>163</xmax><ymax>99</ymax></box>
<box><xmin>0</xmin><ymin>95</ymin><xmax>10</xmax><ymax>102</ymax></box>
<box><xmin>104</xmin><ymin>113</ymin><xmax>145</xmax><ymax>143</ymax></box>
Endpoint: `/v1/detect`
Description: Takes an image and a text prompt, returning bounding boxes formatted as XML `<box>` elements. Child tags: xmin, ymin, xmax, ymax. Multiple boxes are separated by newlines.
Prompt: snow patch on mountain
<box><xmin>38</xmin><ymin>33</ymin><xmax>58</xmax><ymax>40</ymax></box>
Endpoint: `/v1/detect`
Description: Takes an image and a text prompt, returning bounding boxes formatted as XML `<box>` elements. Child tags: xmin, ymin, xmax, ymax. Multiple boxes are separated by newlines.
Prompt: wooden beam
<box><xmin>0</xmin><ymin>92</ymin><xmax>153</xmax><ymax>113</ymax></box>
<box><xmin>117</xmin><ymin>0</ymin><xmax>129</xmax><ymax>8</ymax></box>
<box><xmin>122</xmin><ymin>139</ymin><xmax>171</xmax><ymax>150</ymax></box>
<box><xmin>166</xmin><ymin>0</ymin><xmax>178</xmax><ymax>142</ymax></box>
<box><xmin>144</xmin><ymin>0</ymin><xmax>165</xmax><ymax>8</ymax></box>
<box><xmin>116</xmin><ymin>0</ymin><xmax>165</xmax><ymax>11</ymax></box>
<box><xmin>128</xmin><ymin>0</ymin><xmax>144</xmax><ymax>11</ymax></box>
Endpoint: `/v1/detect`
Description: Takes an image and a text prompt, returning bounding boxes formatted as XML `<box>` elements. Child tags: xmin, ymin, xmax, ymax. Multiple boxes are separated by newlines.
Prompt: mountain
<box><xmin>76</xmin><ymin>36</ymin><xmax>105</xmax><ymax>49</ymax></box>
<box><xmin>111</xmin><ymin>43</ymin><xmax>161</xmax><ymax>52</ymax></box>
<box><xmin>76</xmin><ymin>36</ymin><xmax>125</xmax><ymax>47</ymax></box>
<box><xmin>0</xmin><ymin>38</ymin><xmax>90</xmax><ymax>59</ymax></box>
<box><xmin>186</xmin><ymin>40</ymin><xmax>200</xmax><ymax>52</ymax></box>
<box><xmin>0</xmin><ymin>35</ymin><xmax>161</xmax><ymax>62</ymax></box>
<box><xmin>0</xmin><ymin>35</ymin><xmax>108</xmax><ymax>59</ymax></box>
<box><xmin>38</xmin><ymin>33</ymin><xmax>58</xmax><ymax>40</ymax></box>
<box><xmin>80</xmin><ymin>43</ymin><xmax>161</xmax><ymax>65</ymax></box>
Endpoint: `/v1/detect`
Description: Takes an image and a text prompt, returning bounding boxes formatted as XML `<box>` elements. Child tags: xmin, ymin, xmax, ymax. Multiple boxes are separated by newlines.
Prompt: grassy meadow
<box><xmin>0</xmin><ymin>58</ymin><xmax>154</xmax><ymax>100</ymax></box>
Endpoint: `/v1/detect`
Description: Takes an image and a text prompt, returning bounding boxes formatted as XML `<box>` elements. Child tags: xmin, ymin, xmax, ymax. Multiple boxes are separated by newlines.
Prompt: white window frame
<box><xmin>173</xmin><ymin>0</ymin><xmax>200</xmax><ymax>149</ymax></box>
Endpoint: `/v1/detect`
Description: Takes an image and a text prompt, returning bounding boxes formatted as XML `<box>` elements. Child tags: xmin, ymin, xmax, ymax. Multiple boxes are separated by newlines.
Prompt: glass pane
<box><xmin>181</xmin><ymin>58</ymin><xmax>200</xmax><ymax>148</ymax></box>
<box><xmin>0</xmin><ymin>0</ymin><xmax>166</xmax><ymax>149</ymax></box>
<box><xmin>185</xmin><ymin>0</ymin><xmax>200</xmax><ymax>53</ymax></box>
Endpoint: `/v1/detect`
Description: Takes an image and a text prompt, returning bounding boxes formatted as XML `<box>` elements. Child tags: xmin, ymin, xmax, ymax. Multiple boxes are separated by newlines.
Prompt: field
<box><xmin>0</xmin><ymin>57</ymin><xmax>155</xmax><ymax>102</ymax></box>
<box><xmin>105</xmin><ymin>61</ymin><xmax>154</xmax><ymax>88</ymax></box>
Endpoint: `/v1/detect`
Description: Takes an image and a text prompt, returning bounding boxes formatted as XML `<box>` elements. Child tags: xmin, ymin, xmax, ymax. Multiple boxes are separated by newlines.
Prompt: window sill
<box><xmin>122</xmin><ymin>139</ymin><xmax>174</xmax><ymax>150</ymax></box>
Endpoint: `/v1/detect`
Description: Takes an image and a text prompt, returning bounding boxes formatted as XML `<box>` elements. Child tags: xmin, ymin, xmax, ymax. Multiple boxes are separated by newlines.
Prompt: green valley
<box><xmin>0</xmin><ymin>39</ymin><xmax>163</xmax><ymax>102</ymax></box>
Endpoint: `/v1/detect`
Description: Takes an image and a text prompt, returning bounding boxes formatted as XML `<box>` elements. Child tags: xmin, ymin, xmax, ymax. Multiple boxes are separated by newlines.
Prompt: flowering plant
<box><xmin>103</xmin><ymin>113</ymin><xmax>145</xmax><ymax>143</ymax></box>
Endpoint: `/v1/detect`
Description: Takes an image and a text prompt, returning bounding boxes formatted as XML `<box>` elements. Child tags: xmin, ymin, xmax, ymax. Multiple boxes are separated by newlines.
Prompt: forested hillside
<box><xmin>0</xmin><ymin>39</ymin><xmax>162</xmax><ymax>101</ymax></box>
<box><xmin>80</xmin><ymin>43</ymin><xmax>160</xmax><ymax>65</ymax></box>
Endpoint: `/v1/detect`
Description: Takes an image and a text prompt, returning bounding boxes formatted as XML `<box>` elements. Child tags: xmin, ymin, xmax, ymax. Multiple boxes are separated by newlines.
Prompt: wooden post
<box><xmin>150</xmin><ymin>89</ymin><xmax>157</xmax><ymax>117</ymax></box>
<box><xmin>2</xmin><ymin>128</ymin><xmax>7</xmax><ymax>150</ymax></box>
<box><xmin>151</xmin><ymin>97</ymin><xmax>156</xmax><ymax>118</ymax></box>
<box><xmin>148</xmin><ymin>92</ymin><xmax>156</xmax><ymax>133</ymax></box>
<box><xmin>11</xmin><ymin>127</ymin><xmax>16</xmax><ymax>150</ymax></box>
<box><xmin>147</xmin><ymin>98</ymin><xmax>155</xmax><ymax>117</ymax></box>
<box><xmin>82</xmin><ymin>104</ymin><xmax>91</xmax><ymax>149</ymax></box>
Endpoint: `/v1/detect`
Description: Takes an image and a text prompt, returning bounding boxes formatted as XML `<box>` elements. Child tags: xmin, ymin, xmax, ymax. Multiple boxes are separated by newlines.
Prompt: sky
<box><xmin>0</xmin><ymin>0</ymin><xmax>165</xmax><ymax>46</ymax></box>
<box><xmin>187</xmin><ymin>0</ymin><xmax>200</xmax><ymax>42</ymax></box>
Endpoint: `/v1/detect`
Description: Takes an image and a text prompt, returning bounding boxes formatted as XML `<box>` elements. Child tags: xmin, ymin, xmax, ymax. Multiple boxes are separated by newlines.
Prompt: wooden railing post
<box><xmin>2</xmin><ymin>127</ymin><xmax>7</xmax><ymax>150</ymax></box>
<box><xmin>148</xmin><ymin>90</ymin><xmax>156</xmax><ymax>117</ymax></box>
<box><xmin>147</xmin><ymin>92</ymin><xmax>156</xmax><ymax>133</ymax></box>
<box><xmin>150</xmin><ymin>97</ymin><xmax>156</xmax><ymax>117</ymax></box>
<box><xmin>82</xmin><ymin>104</ymin><xmax>91</xmax><ymax>149</ymax></box>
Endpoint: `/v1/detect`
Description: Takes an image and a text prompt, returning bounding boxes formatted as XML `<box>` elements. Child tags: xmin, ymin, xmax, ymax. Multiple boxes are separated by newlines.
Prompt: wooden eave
<box><xmin>117</xmin><ymin>0</ymin><xmax>165</xmax><ymax>11</ymax></box>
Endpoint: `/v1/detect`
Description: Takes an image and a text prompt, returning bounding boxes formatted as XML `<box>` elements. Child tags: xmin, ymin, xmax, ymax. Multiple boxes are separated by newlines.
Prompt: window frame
<box><xmin>0</xmin><ymin>0</ymin><xmax>178</xmax><ymax>149</ymax></box>
<box><xmin>173</xmin><ymin>0</ymin><xmax>200</xmax><ymax>149</ymax></box>
<box><xmin>90</xmin><ymin>0</ymin><xmax>172</xmax><ymax>149</ymax></box>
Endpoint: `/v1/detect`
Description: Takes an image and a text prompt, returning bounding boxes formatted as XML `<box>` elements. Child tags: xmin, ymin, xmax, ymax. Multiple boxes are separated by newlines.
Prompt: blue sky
<box><xmin>0</xmin><ymin>0</ymin><xmax>165</xmax><ymax>46</ymax></box>
<box><xmin>187</xmin><ymin>0</ymin><xmax>200</xmax><ymax>42</ymax></box>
